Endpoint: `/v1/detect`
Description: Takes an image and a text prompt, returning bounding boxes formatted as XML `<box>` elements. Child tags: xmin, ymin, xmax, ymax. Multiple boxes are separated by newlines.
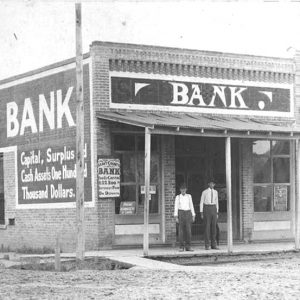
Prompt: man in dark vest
<box><xmin>200</xmin><ymin>180</ymin><xmax>219</xmax><ymax>250</ymax></box>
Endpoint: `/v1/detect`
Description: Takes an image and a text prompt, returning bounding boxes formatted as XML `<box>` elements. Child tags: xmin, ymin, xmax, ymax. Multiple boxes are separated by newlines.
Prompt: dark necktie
<box><xmin>211</xmin><ymin>189</ymin><xmax>213</xmax><ymax>204</ymax></box>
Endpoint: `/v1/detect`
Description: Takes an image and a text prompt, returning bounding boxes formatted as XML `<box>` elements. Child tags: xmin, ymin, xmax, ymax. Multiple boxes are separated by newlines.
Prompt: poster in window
<box><xmin>98</xmin><ymin>157</ymin><xmax>120</xmax><ymax>199</ymax></box>
<box><xmin>274</xmin><ymin>185</ymin><xmax>288</xmax><ymax>211</ymax></box>
<box><xmin>119</xmin><ymin>201</ymin><xmax>136</xmax><ymax>215</ymax></box>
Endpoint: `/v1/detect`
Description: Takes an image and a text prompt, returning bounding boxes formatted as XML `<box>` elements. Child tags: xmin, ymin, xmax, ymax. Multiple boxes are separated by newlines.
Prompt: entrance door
<box><xmin>175</xmin><ymin>137</ymin><xmax>240</xmax><ymax>241</ymax></box>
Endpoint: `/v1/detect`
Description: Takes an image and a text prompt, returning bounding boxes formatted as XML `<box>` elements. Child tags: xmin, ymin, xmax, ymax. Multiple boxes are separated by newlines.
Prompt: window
<box><xmin>0</xmin><ymin>153</ymin><xmax>4</xmax><ymax>224</ymax></box>
<box><xmin>253</xmin><ymin>140</ymin><xmax>290</xmax><ymax>212</ymax></box>
<box><xmin>113</xmin><ymin>134</ymin><xmax>160</xmax><ymax>215</ymax></box>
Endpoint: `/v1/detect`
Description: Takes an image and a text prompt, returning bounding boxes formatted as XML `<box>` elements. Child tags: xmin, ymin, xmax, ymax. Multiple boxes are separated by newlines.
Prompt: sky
<box><xmin>1</xmin><ymin>0</ymin><xmax>300</xmax><ymax>80</ymax></box>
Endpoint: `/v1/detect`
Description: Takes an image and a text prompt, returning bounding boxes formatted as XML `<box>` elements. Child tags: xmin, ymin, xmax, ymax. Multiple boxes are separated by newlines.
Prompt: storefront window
<box><xmin>253</xmin><ymin>140</ymin><xmax>290</xmax><ymax>212</ymax></box>
<box><xmin>114</xmin><ymin>134</ymin><xmax>160</xmax><ymax>215</ymax></box>
<box><xmin>120</xmin><ymin>154</ymin><xmax>135</xmax><ymax>182</ymax></box>
<box><xmin>254</xmin><ymin>185</ymin><xmax>272</xmax><ymax>212</ymax></box>
<box><xmin>273</xmin><ymin>158</ymin><xmax>290</xmax><ymax>183</ymax></box>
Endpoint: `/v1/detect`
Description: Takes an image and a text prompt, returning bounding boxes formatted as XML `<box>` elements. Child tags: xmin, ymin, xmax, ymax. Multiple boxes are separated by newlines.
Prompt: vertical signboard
<box><xmin>97</xmin><ymin>157</ymin><xmax>120</xmax><ymax>199</ymax></box>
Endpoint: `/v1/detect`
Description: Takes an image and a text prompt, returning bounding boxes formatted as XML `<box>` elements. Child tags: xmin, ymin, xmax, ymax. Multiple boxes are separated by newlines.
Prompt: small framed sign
<box><xmin>140</xmin><ymin>185</ymin><xmax>156</xmax><ymax>194</ymax></box>
<box><xmin>119</xmin><ymin>201</ymin><xmax>136</xmax><ymax>215</ymax></box>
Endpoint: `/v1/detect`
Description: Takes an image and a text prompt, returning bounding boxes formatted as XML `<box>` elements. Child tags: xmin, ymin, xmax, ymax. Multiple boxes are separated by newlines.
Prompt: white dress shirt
<box><xmin>200</xmin><ymin>188</ymin><xmax>219</xmax><ymax>213</ymax></box>
<box><xmin>174</xmin><ymin>193</ymin><xmax>196</xmax><ymax>217</ymax></box>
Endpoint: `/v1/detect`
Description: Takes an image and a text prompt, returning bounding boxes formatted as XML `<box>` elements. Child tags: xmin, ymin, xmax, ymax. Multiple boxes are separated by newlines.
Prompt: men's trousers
<box><xmin>203</xmin><ymin>204</ymin><xmax>217</xmax><ymax>248</ymax></box>
<box><xmin>178</xmin><ymin>210</ymin><xmax>192</xmax><ymax>248</ymax></box>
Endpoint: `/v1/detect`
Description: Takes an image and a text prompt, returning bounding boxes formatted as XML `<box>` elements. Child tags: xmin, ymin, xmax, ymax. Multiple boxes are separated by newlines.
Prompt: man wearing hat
<box><xmin>174</xmin><ymin>183</ymin><xmax>195</xmax><ymax>251</ymax></box>
<box><xmin>200</xmin><ymin>180</ymin><xmax>219</xmax><ymax>250</ymax></box>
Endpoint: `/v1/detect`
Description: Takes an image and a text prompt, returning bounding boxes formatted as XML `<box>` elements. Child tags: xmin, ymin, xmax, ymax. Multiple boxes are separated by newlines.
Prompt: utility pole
<box><xmin>75</xmin><ymin>2</ymin><xmax>85</xmax><ymax>262</ymax></box>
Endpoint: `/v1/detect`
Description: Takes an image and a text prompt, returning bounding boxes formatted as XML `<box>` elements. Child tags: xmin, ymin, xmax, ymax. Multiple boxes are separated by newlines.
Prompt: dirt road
<box><xmin>1</xmin><ymin>255</ymin><xmax>300</xmax><ymax>299</ymax></box>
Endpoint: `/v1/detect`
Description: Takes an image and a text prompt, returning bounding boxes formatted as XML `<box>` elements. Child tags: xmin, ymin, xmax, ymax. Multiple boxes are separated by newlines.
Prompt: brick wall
<box><xmin>0</xmin><ymin>59</ymin><xmax>101</xmax><ymax>252</ymax></box>
<box><xmin>91</xmin><ymin>42</ymin><xmax>115</xmax><ymax>248</ymax></box>
<box><xmin>162</xmin><ymin>136</ymin><xmax>176</xmax><ymax>244</ymax></box>
<box><xmin>240</xmin><ymin>139</ymin><xmax>254</xmax><ymax>242</ymax></box>
<box><xmin>0</xmin><ymin>148</ymin><xmax>100</xmax><ymax>252</ymax></box>
<box><xmin>91</xmin><ymin>41</ymin><xmax>294</xmax><ymax>122</ymax></box>
<box><xmin>90</xmin><ymin>41</ymin><xmax>297</xmax><ymax>246</ymax></box>
<box><xmin>96</xmin><ymin>118</ymin><xmax>114</xmax><ymax>248</ymax></box>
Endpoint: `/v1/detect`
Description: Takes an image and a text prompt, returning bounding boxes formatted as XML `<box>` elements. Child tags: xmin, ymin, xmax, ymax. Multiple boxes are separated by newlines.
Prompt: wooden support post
<box><xmin>291</xmin><ymin>140</ymin><xmax>296</xmax><ymax>239</ymax></box>
<box><xmin>143</xmin><ymin>127</ymin><xmax>151</xmax><ymax>256</ymax></box>
<box><xmin>226</xmin><ymin>137</ymin><xmax>233</xmax><ymax>253</ymax></box>
<box><xmin>295</xmin><ymin>139</ymin><xmax>300</xmax><ymax>249</ymax></box>
<box><xmin>55</xmin><ymin>233</ymin><xmax>61</xmax><ymax>272</ymax></box>
<box><xmin>75</xmin><ymin>2</ymin><xmax>85</xmax><ymax>262</ymax></box>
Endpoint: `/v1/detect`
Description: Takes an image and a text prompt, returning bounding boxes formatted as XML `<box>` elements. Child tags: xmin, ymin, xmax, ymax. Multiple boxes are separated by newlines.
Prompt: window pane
<box><xmin>273</xmin><ymin>158</ymin><xmax>290</xmax><ymax>183</ymax></box>
<box><xmin>149</xmin><ymin>191</ymin><xmax>159</xmax><ymax>213</ymax></box>
<box><xmin>137</xmin><ymin>153</ymin><xmax>159</xmax><ymax>183</ymax></box>
<box><xmin>274</xmin><ymin>185</ymin><xmax>290</xmax><ymax>211</ymax></box>
<box><xmin>115</xmin><ymin>185</ymin><xmax>136</xmax><ymax>214</ymax></box>
<box><xmin>272</xmin><ymin>141</ymin><xmax>290</xmax><ymax>155</ymax></box>
<box><xmin>254</xmin><ymin>186</ymin><xmax>272</xmax><ymax>212</ymax></box>
<box><xmin>217</xmin><ymin>186</ymin><xmax>227</xmax><ymax>213</ymax></box>
<box><xmin>254</xmin><ymin>156</ymin><xmax>271</xmax><ymax>183</ymax></box>
<box><xmin>253</xmin><ymin>140</ymin><xmax>270</xmax><ymax>156</ymax></box>
<box><xmin>137</xmin><ymin>135</ymin><xmax>158</xmax><ymax>151</ymax></box>
<box><xmin>114</xmin><ymin>135</ymin><xmax>135</xmax><ymax>151</ymax></box>
<box><xmin>120</xmin><ymin>154</ymin><xmax>135</xmax><ymax>182</ymax></box>
<box><xmin>139</xmin><ymin>191</ymin><xmax>159</xmax><ymax>214</ymax></box>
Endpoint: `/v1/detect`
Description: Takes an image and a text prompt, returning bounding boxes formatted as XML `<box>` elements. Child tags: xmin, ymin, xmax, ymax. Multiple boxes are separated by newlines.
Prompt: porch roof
<box><xmin>96</xmin><ymin>111</ymin><xmax>300</xmax><ymax>139</ymax></box>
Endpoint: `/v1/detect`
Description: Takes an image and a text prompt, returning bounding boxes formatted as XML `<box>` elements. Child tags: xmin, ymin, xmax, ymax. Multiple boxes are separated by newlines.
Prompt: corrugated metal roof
<box><xmin>96</xmin><ymin>111</ymin><xmax>300</xmax><ymax>135</ymax></box>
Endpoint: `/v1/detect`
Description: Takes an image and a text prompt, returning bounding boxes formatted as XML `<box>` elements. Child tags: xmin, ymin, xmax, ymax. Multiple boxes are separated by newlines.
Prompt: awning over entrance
<box><xmin>96</xmin><ymin>111</ymin><xmax>300</xmax><ymax>139</ymax></box>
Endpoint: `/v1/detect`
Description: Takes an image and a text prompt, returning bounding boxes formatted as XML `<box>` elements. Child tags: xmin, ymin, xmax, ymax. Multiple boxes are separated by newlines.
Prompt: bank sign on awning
<box><xmin>110</xmin><ymin>72</ymin><xmax>293</xmax><ymax>117</ymax></box>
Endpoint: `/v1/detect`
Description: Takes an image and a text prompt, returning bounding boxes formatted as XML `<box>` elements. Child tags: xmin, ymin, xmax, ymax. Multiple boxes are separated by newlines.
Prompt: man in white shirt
<box><xmin>174</xmin><ymin>183</ymin><xmax>195</xmax><ymax>251</ymax></box>
<box><xmin>200</xmin><ymin>180</ymin><xmax>219</xmax><ymax>250</ymax></box>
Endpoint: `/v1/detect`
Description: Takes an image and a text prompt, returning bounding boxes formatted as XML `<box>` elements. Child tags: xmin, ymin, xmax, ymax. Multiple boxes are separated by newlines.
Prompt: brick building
<box><xmin>0</xmin><ymin>41</ymin><xmax>300</xmax><ymax>251</ymax></box>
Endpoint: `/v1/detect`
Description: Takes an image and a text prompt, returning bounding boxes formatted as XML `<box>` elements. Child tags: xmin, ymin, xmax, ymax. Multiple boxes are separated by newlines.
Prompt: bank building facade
<box><xmin>0</xmin><ymin>41</ymin><xmax>300</xmax><ymax>251</ymax></box>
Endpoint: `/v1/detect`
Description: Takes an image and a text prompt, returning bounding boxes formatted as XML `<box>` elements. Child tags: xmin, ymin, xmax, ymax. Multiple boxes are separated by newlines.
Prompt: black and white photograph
<box><xmin>1</xmin><ymin>0</ymin><xmax>300</xmax><ymax>299</ymax></box>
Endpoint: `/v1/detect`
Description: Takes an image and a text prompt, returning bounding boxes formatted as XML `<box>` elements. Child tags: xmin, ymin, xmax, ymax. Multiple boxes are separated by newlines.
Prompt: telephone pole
<box><xmin>75</xmin><ymin>2</ymin><xmax>85</xmax><ymax>261</ymax></box>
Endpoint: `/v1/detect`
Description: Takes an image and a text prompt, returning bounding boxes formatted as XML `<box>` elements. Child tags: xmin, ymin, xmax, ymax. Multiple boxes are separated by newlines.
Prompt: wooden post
<box><xmin>291</xmin><ymin>140</ymin><xmax>296</xmax><ymax>239</ymax></box>
<box><xmin>226</xmin><ymin>137</ymin><xmax>233</xmax><ymax>253</ymax></box>
<box><xmin>143</xmin><ymin>127</ymin><xmax>151</xmax><ymax>256</ymax></box>
<box><xmin>295</xmin><ymin>139</ymin><xmax>300</xmax><ymax>249</ymax></box>
<box><xmin>75</xmin><ymin>2</ymin><xmax>85</xmax><ymax>262</ymax></box>
<box><xmin>55</xmin><ymin>233</ymin><xmax>61</xmax><ymax>272</ymax></box>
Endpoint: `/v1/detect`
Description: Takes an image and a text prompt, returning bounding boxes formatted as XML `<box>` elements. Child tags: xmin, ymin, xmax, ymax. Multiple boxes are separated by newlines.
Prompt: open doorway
<box><xmin>175</xmin><ymin>136</ymin><xmax>240</xmax><ymax>241</ymax></box>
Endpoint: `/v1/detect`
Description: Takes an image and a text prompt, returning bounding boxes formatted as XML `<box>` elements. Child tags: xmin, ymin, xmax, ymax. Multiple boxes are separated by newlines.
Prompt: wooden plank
<box><xmin>226</xmin><ymin>137</ymin><xmax>233</xmax><ymax>253</ymax></box>
<box><xmin>150</xmin><ymin>128</ymin><xmax>299</xmax><ymax>140</ymax></box>
<box><xmin>143</xmin><ymin>127</ymin><xmax>151</xmax><ymax>256</ymax></box>
<box><xmin>295</xmin><ymin>139</ymin><xmax>300</xmax><ymax>249</ymax></box>
<box><xmin>75</xmin><ymin>2</ymin><xmax>85</xmax><ymax>262</ymax></box>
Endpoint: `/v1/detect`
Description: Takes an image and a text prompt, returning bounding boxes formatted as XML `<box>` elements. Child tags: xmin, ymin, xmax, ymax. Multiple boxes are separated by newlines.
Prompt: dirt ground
<box><xmin>1</xmin><ymin>254</ymin><xmax>300</xmax><ymax>299</ymax></box>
